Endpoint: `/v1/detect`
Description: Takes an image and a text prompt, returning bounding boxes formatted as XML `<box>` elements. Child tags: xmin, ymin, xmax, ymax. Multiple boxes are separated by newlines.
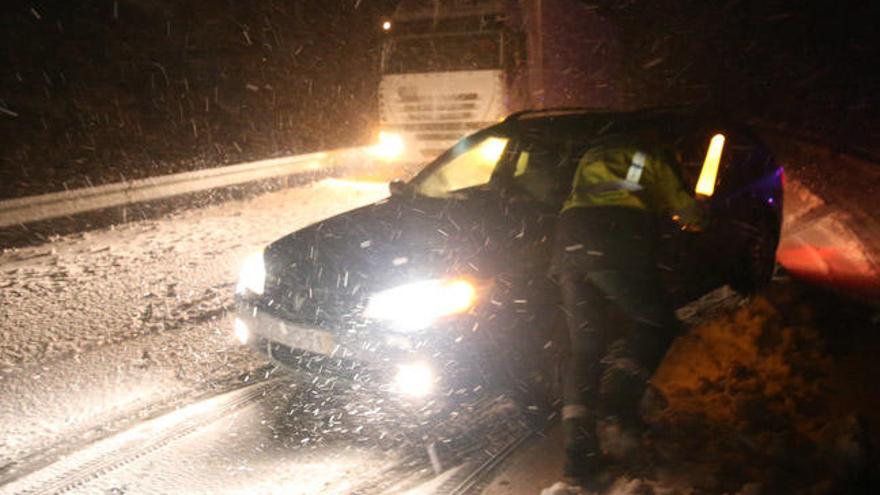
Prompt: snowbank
<box><xmin>651</xmin><ymin>286</ymin><xmax>872</xmax><ymax>493</ymax></box>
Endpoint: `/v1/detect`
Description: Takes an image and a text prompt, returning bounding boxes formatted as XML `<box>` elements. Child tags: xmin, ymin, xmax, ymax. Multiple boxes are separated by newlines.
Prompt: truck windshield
<box><xmin>383</xmin><ymin>32</ymin><xmax>501</xmax><ymax>74</ymax></box>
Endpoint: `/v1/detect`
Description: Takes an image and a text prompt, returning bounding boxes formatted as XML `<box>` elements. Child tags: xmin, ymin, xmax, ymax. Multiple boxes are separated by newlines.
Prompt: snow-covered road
<box><xmin>1</xmin><ymin>379</ymin><xmax>422</xmax><ymax>495</ymax></box>
<box><xmin>0</xmin><ymin>173</ymin><xmax>533</xmax><ymax>495</ymax></box>
<box><xmin>0</xmin><ymin>178</ymin><xmax>389</xmax><ymax>480</ymax></box>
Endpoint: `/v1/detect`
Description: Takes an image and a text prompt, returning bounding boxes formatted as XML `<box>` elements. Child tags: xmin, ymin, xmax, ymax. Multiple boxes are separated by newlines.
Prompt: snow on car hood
<box><xmin>260</xmin><ymin>191</ymin><xmax>554</xmax><ymax>329</ymax></box>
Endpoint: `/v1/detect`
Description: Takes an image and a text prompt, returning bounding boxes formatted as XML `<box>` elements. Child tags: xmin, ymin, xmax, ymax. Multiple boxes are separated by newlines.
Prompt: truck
<box><xmin>375</xmin><ymin>0</ymin><xmax>620</xmax><ymax>163</ymax></box>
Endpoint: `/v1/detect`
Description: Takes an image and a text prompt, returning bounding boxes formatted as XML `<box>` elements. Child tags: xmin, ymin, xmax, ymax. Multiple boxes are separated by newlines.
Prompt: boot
<box><xmin>639</xmin><ymin>383</ymin><xmax>669</xmax><ymax>420</ymax></box>
<box><xmin>597</xmin><ymin>415</ymin><xmax>641</xmax><ymax>461</ymax></box>
<box><xmin>562</xmin><ymin>417</ymin><xmax>602</xmax><ymax>483</ymax></box>
<box><xmin>539</xmin><ymin>481</ymin><xmax>594</xmax><ymax>495</ymax></box>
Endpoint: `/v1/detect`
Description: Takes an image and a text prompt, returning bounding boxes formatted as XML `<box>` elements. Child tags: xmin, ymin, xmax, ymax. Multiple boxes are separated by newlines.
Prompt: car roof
<box><xmin>500</xmin><ymin>106</ymin><xmax>751</xmax><ymax>146</ymax></box>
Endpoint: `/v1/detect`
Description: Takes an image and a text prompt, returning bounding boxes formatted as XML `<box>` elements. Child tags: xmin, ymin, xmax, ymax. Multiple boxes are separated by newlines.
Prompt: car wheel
<box><xmin>729</xmin><ymin>211</ymin><xmax>780</xmax><ymax>294</ymax></box>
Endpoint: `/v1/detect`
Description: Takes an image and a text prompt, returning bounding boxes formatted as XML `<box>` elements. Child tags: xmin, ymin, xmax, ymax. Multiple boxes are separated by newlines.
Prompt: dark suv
<box><xmin>233</xmin><ymin>108</ymin><xmax>783</xmax><ymax>399</ymax></box>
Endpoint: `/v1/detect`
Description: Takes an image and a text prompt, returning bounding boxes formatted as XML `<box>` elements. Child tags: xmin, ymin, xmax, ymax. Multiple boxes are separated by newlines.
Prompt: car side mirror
<box><xmin>389</xmin><ymin>179</ymin><xmax>408</xmax><ymax>196</ymax></box>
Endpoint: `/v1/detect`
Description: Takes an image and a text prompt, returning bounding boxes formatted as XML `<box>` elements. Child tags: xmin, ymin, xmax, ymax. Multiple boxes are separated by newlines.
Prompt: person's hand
<box><xmin>673</xmin><ymin>202</ymin><xmax>710</xmax><ymax>232</ymax></box>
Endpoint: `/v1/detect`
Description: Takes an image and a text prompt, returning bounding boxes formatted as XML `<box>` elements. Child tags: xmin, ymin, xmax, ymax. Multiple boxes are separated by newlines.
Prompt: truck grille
<box><xmin>379</xmin><ymin>71</ymin><xmax>504</xmax><ymax>159</ymax></box>
<box><xmin>380</xmin><ymin>92</ymin><xmax>490</xmax><ymax>129</ymax></box>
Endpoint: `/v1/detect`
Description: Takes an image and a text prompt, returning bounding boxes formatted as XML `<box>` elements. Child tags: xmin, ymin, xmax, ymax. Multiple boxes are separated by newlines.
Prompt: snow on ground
<box><xmin>0</xmin><ymin>178</ymin><xmax>389</xmax><ymax>475</ymax></box>
<box><xmin>648</xmin><ymin>286</ymin><xmax>844</xmax><ymax>493</ymax></box>
<box><xmin>485</xmin><ymin>284</ymin><xmax>878</xmax><ymax>495</ymax></box>
<box><xmin>0</xmin><ymin>382</ymin><xmax>410</xmax><ymax>495</ymax></box>
<box><xmin>608</xmin><ymin>284</ymin><xmax>876</xmax><ymax>494</ymax></box>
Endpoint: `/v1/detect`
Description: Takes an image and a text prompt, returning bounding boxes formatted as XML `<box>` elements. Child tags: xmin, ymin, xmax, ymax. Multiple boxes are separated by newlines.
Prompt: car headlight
<box><xmin>364</xmin><ymin>278</ymin><xmax>476</xmax><ymax>331</ymax></box>
<box><xmin>393</xmin><ymin>363</ymin><xmax>434</xmax><ymax>397</ymax></box>
<box><xmin>236</xmin><ymin>251</ymin><xmax>266</xmax><ymax>295</ymax></box>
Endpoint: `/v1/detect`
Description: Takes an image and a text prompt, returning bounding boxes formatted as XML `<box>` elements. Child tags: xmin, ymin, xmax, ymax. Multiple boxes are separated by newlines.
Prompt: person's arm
<box><xmin>648</xmin><ymin>153</ymin><xmax>709</xmax><ymax>231</ymax></box>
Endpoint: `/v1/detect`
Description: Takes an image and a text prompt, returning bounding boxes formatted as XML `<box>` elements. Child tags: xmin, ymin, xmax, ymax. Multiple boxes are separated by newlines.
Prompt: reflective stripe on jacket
<box><xmin>562</xmin><ymin>140</ymin><xmax>699</xmax><ymax>220</ymax></box>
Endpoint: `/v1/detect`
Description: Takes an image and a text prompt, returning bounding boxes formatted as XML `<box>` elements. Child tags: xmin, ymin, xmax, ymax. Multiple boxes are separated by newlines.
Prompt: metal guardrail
<box><xmin>0</xmin><ymin>147</ymin><xmax>377</xmax><ymax>228</ymax></box>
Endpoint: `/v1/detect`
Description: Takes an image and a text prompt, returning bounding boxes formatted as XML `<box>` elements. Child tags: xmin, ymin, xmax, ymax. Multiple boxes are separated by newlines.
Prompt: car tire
<box><xmin>729</xmin><ymin>210</ymin><xmax>780</xmax><ymax>294</ymax></box>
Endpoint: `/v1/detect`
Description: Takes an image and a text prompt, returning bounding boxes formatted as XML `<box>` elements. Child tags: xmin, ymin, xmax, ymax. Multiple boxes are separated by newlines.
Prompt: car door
<box><xmin>487</xmin><ymin>137</ymin><xmax>574</xmax><ymax>311</ymax></box>
<box><xmin>474</xmin><ymin>136</ymin><xmax>572</xmax><ymax>378</ymax></box>
<box><xmin>661</xmin><ymin>126</ymin><xmax>747</xmax><ymax>303</ymax></box>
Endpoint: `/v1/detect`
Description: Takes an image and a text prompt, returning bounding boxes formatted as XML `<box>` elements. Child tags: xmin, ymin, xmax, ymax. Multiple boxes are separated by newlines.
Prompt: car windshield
<box><xmin>408</xmin><ymin>127</ymin><xmax>574</xmax><ymax>203</ymax></box>
<box><xmin>409</xmin><ymin>132</ymin><xmax>511</xmax><ymax>198</ymax></box>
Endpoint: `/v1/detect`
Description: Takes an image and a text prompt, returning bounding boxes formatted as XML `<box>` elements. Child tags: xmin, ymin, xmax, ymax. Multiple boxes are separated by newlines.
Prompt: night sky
<box><xmin>1</xmin><ymin>0</ymin><xmax>877</xmax><ymax>199</ymax></box>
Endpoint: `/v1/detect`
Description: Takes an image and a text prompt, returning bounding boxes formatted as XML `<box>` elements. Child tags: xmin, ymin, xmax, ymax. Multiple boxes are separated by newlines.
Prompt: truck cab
<box><xmin>378</xmin><ymin>0</ymin><xmax>521</xmax><ymax>162</ymax></box>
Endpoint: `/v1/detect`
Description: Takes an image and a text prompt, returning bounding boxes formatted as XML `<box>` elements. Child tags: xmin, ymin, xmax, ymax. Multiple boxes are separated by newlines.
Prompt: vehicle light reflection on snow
<box><xmin>151</xmin><ymin>397</ymin><xmax>218</xmax><ymax>432</ymax></box>
<box><xmin>223</xmin><ymin>457</ymin><xmax>377</xmax><ymax>495</ymax></box>
<box><xmin>107</xmin><ymin>391</ymin><xmax>222</xmax><ymax>446</ymax></box>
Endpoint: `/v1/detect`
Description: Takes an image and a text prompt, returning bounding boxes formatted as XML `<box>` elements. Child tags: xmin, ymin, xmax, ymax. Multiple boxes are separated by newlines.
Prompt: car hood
<box><xmin>261</xmin><ymin>191</ymin><xmax>555</xmax><ymax>328</ymax></box>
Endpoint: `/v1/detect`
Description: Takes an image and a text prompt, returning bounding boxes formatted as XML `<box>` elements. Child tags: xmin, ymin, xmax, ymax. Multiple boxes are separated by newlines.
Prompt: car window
<box><xmin>411</xmin><ymin>136</ymin><xmax>509</xmax><ymax>198</ymax></box>
<box><xmin>508</xmin><ymin>140</ymin><xmax>569</xmax><ymax>205</ymax></box>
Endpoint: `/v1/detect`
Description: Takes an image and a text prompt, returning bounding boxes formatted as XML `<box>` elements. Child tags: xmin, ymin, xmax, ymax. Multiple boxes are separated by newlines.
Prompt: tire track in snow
<box><xmin>5</xmin><ymin>379</ymin><xmax>282</xmax><ymax>495</ymax></box>
<box><xmin>0</xmin><ymin>180</ymin><xmax>390</xmax><ymax>470</ymax></box>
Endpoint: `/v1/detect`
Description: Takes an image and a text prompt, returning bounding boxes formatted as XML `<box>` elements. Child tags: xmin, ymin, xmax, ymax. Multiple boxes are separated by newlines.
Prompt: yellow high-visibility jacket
<box><xmin>562</xmin><ymin>140</ymin><xmax>706</xmax><ymax>229</ymax></box>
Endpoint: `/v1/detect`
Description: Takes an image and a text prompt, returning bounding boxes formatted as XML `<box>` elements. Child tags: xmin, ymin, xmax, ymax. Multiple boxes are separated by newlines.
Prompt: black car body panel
<box><xmin>235</xmin><ymin>108</ymin><xmax>783</xmax><ymax>393</ymax></box>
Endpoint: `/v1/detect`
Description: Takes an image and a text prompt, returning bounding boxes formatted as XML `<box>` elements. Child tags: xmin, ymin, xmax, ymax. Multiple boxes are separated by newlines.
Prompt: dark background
<box><xmin>0</xmin><ymin>0</ymin><xmax>397</xmax><ymax>199</ymax></box>
<box><xmin>606</xmin><ymin>0</ymin><xmax>878</xmax><ymax>151</ymax></box>
<box><xmin>1</xmin><ymin>0</ymin><xmax>877</xmax><ymax>200</ymax></box>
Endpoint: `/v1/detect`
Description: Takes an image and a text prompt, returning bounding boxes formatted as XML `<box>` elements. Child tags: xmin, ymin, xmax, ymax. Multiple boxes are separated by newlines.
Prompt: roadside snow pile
<box><xmin>649</xmin><ymin>286</ymin><xmax>872</xmax><ymax>493</ymax></box>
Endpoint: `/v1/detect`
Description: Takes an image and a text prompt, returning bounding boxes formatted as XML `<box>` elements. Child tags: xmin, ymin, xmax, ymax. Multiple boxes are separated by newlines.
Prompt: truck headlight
<box><xmin>364</xmin><ymin>278</ymin><xmax>476</xmax><ymax>331</ymax></box>
<box><xmin>236</xmin><ymin>252</ymin><xmax>266</xmax><ymax>295</ymax></box>
<box><xmin>370</xmin><ymin>131</ymin><xmax>405</xmax><ymax>160</ymax></box>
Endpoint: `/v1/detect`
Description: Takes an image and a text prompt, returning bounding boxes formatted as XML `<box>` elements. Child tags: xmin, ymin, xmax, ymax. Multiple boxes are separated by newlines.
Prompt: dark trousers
<box><xmin>558</xmin><ymin>268</ymin><xmax>677</xmax><ymax>471</ymax></box>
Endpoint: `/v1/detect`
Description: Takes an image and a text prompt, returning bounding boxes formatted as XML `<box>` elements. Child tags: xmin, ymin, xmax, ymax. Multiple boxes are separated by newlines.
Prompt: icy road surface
<box><xmin>0</xmin><ymin>178</ymin><xmax>389</xmax><ymax>479</ymax></box>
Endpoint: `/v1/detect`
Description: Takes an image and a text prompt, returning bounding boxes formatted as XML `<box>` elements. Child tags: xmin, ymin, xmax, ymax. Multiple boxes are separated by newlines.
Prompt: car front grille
<box><xmin>264</xmin><ymin>275</ymin><xmax>367</xmax><ymax>333</ymax></box>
